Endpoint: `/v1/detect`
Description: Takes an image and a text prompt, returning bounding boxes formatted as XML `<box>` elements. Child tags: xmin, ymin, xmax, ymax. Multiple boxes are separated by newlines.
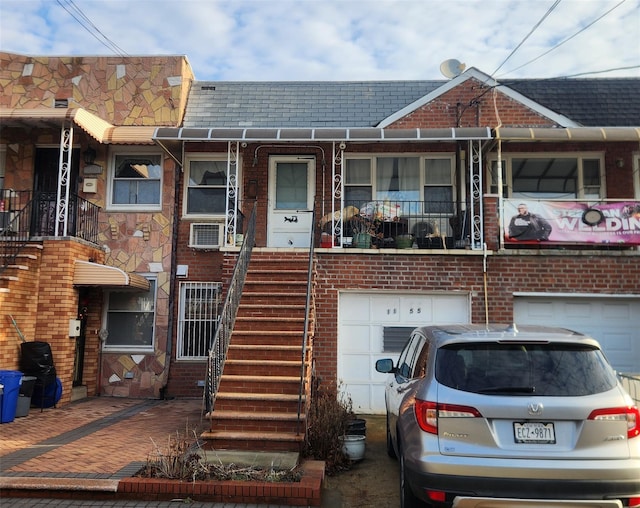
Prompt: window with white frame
<box><xmin>177</xmin><ymin>282</ymin><xmax>221</xmax><ymax>359</ymax></box>
<box><xmin>488</xmin><ymin>154</ymin><xmax>604</xmax><ymax>199</ymax></box>
<box><xmin>108</xmin><ymin>148</ymin><xmax>162</xmax><ymax>209</ymax></box>
<box><xmin>104</xmin><ymin>278</ymin><xmax>156</xmax><ymax>350</ymax></box>
<box><xmin>184</xmin><ymin>157</ymin><xmax>228</xmax><ymax>216</ymax></box>
<box><xmin>344</xmin><ymin>155</ymin><xmax>455</xmax><ymax>215</ymax></box>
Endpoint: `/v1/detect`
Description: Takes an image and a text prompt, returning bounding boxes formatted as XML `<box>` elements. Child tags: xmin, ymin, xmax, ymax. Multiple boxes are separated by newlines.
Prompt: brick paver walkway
<box><xmin>0</xmin><ymin>397</ymin><xmax>205</xmax><ymax>479</ymax></box>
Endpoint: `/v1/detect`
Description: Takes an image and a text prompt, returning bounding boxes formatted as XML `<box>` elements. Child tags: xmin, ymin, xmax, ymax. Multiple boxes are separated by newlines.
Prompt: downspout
<box><xmin>483</xmin><ymin>242</ymin><xmax>489</xmax><ymax>327</ymax></box>
<box><xmin>159</xmin><ymin>141</ymin><xmax>184</xmax><ymax>399</ymax></box>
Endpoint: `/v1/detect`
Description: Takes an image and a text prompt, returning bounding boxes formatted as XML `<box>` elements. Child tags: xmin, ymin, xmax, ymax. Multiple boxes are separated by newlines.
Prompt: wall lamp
<box><xmin>83</xmin><ymin>146</ymin><xmax>97</xmax><ymax>165</ymax></box>
<box><xmin>615</xmin><ymin>158</ymin><xmax>625</xmax><ymax>169</ymax></box>
<box><xmin>83</xmin><ymin>146</ymin><xmax>103</xmax><ymax>175</ymax></box>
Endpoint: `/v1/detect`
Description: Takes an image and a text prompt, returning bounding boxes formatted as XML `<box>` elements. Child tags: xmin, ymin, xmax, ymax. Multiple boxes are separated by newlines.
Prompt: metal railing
<box><xmin>317</xmin><ymin>199</ymin><xmax>471</xmax><ymax>248</ymax></box>
<box><xmin>1</xmin><ymin>190</ymin><xmax>100</xmax><ymax>273</ymax></box>
<box><xmin>619</xmin><ymin>373</ymin><xmax>640</xmax><ymax>406</ymax></box>
<box><xmin>204</xmin><ymin>201</ymin><xmax>257</xmax><ymax>415</ymax></box>
<box><xmin>297</xmin><ymin>209</ymin><xmax>316</xmax><ymax>434</ymax></box>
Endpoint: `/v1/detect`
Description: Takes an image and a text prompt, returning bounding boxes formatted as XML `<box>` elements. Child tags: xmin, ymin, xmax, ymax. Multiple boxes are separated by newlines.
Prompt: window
<box><xmin>177</xmin><ymin>282</ymin><xmax>221</xmax><ymax>359</ymax></box>
<box><xmin>104</xmin><ymin>278</ymin><xmax>156</xmax><ymax>350</ymax></box>
<box><xmin>344</xmin><ymin>155</ymin><xmax>455</xmax><ymax>216</ymax></box>
<box><xmin>109</xmin><ymin>149</ymin><xmax>162</xmax><ymax>209</ymax></box>
<box><xmin>424</xmin><ymin>158</ymin><xmax>454</xmax><ymax>214</ymax></box>
<box><xmin>436</xmin><ymin>343</ymin><xmax>617</xmax><ymax>396</ymax></box>
<box><xmin>489</xmin><ymin>155</ymin><xmax>604</xmax><ymax>199</ymax></box>
<box><xmin>185</xmin><ymin>159</ymin><xmax>228</xmax><ymax>216</ymax></box>
<box><xmin>396</xmin><ymin>333</ymin><xmax>426</xmax><ymax>380</ymax></box>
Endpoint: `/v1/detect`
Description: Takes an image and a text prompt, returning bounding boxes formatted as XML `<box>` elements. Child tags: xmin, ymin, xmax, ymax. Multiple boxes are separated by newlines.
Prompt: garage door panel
<box><xmin>339</xmin><ymin>292</ymin><xmax>470</xmax><ymax>414</ymax></box>
<box><xmin>564</xmin><ymin>302</ymin><xmax>593</xmax><ymax>319</ymax></box>
<box><xmin>371</xmin><ymin>296</ymin><xmax>401</xmax><ymax>322</ymax></box>
<box><xmin>400</xmin><ymin>297</ymin><xmax>434</xmax><ymax>322</ymax></box>
<box><xmin>514</xmin><ymin>297</ymin><xmax>639</xmax><ymax>375</ymax></box>
<box><xmin>341</xmin><ymin>294</ymin><xmax>370</xmax><ymax>321</ymax></box>
<box><xmin>340</xmin><ymin>325</ymin><xmax>373</xmax><ymax>352</ymax></box>
<box><xmin>602</xmin><ymin>303</ymin><xmax>632</xmax><ymax>320</ymax></box>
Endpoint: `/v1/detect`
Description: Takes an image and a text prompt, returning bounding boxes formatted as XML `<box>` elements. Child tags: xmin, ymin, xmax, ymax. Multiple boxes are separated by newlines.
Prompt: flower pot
<box><xmin>353</xmin><ymin>233</ymin><xmax>371</xmax><ymax>249</ymax></box>
<box><xmin>394</xmin><ymin>234</ymin><xmax>413</xmax><ymax>249</ymax></box>
<box><xmin>346</xmin><ymin>418</ymin><xmax>366</xmax><ymax>436</ymax></box>
<box><xmin>340</xmin><ymin>434</ymin><xmax>366</xmax><ymax>461</ymax></box>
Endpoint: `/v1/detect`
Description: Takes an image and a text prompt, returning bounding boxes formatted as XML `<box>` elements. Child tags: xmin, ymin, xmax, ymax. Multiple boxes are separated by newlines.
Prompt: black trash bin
<box><xmin>20</xmin><ymin>341</ymin><xmax>58</xmax><ymax>410</ymax></box>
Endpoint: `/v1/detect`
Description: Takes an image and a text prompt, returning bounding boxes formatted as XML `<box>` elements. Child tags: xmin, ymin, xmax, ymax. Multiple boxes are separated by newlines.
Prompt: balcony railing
<box><xmin>1</xmin><ymin>190</ymin><xmax>100</xmax><ymax>272</ymax></box>
<box><xmin>317</xmin><ymin>199</ymin><xmax>471</xmax><ymax>249</ymax></box>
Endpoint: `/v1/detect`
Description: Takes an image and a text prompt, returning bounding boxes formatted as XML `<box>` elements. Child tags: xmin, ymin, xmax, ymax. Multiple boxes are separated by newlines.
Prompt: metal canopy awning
<box><xmin>153</xmin><ymin>126</ymin><xmax>493</xmax><ymax>142</ymax></box>
<box><xmin>0</xmin><ymin>108</ymin><xmax>157</xmax><ymax>144</ymax></box>
<box><xmin>73</xmin><ymin>260</ymin><xmax>150</xmax><ymax>291</ymax></box>
<box><xmin>496</xmin><ymin>126</ymin><xmax>640</xmax><ymax>142</ymax></box>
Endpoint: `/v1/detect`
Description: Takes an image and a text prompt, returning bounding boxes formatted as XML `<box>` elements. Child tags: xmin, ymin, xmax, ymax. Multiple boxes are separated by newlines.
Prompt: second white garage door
<box><xmin>514</xmin><ymin>296</ymin><xmax>640</xmax><ymax>375</ymax></box>
<box><xmin>338</xmin><ymin>291</ymin><xmax>470</xmax><ymax>414</ymax></box>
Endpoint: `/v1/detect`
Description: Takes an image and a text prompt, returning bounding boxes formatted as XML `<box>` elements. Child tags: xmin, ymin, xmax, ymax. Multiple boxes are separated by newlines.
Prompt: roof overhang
<box><xmin>73</xmin><ymin>260</ymin><xmax>150</xmax><ymax>291</ymax></box>
<box><xmin>153</xmin><ymin>126</ymin><xmax>493</xmax><ymax>143</ymax></box>
<box><xmin>495</xmin><ymin>126</ymin><xmax>640</xmax><ymax>142</ymax></box>
<box><xmin>0</xmin><ymin>108</ymin><xmax>157</xmax><ymax>144</ymax></box>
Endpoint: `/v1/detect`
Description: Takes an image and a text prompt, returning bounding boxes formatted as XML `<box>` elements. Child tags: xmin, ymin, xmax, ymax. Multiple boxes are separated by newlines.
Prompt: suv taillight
<box><xmin>415</xmin><ymin>399</ymin><xmax>482</xmax><ymax>434</ymax></box>
<box><xmin>588</xmin><ymin>406</ymin><xmax>640</xmax><ymax>439</ymax></box>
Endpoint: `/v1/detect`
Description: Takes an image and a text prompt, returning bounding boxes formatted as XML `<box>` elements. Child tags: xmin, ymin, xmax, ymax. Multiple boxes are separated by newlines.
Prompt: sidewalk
<box><xmin>0</xmin><ymin>396</ymin><xmax>299</xmax><ymax>507</ymax></box>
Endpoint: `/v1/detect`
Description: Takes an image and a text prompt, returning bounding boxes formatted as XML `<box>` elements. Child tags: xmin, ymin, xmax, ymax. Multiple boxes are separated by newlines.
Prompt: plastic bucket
<box><xmin>0</xmin><ymin>370</ymin><xmax>23</xmax><ymax>423</ymax></box>
<box><xmin>32</xmin><ymin>377</ymin><xmax>63</xmax><ymax>408</ymax></box>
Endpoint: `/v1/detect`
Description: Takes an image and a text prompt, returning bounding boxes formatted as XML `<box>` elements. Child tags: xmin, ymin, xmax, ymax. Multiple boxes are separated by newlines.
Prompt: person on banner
<box><xmin>507</xmin><ymin>203</ymin><xmax>553</xmax><ymax>241</ymax></box>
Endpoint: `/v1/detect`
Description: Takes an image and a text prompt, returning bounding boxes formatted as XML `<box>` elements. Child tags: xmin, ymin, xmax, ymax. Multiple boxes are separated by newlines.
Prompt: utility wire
<box><xmin>56</xmin><ymin>0</ymin><xmax>129</xmax><ymax>57</ymax></box>
<box><xmin>491</xmin><ymin>0</ymin><xmax>563</xmax><ymax>77</ymax></box>
<box><xmin>502</xmin><ymin>0</ymin><xmax>628</xmax><ymax>76</ymax></box>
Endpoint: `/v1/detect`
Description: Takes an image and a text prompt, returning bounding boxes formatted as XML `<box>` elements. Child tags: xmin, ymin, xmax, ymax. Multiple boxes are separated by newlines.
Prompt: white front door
<box><xmin>267</xmin><ymin>156</ymin><xmax>315</xmax><ymax>247</ymax></box>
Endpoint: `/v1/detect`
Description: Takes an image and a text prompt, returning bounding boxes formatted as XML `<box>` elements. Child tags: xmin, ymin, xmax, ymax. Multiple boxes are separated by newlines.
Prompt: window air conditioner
<box><xmin>189</xmin><ymin>223</ymin><xmax>222</xmax><ymax>249</ymax></box>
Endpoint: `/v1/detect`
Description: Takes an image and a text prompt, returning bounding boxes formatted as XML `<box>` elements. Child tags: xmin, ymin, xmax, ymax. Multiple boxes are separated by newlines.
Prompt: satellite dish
<box><xmin>440</xmin><ymin>59</ymin><xmax>466</xmax><ymax>79</ymax></box>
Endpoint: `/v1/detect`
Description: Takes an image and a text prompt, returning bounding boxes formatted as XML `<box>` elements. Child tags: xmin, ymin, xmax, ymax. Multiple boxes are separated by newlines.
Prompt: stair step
<box><xmin>219</xmin><ymin>375</ymin><xmax>302</xmax><ymax>395</ymax></box>
<box><xmin>236</xmin><ymin>316</ymin><xmax>305</xmax><ymax>322</ymax></box>
<box><xmin>216</xmin><ymin>392</ymin><xmax>302</xmax><ymax>402</ymax></box>
<box><xmin>200</xmin><ymin>430</ymin><xmax>304</xmax><ymax>452</ymax></box>
<box><xmin>240</xmin><ymin>303</ymin><xmax>305</xmax><ymax>310</ymax></box>
<box><xmin>208</xmin><ymin>411</ymin><xmax>304</xmax><ymax>434</ymax></box>
<box><xmin>210</xmin><ymin>410</ymin><xmax>302</xmax><ymax>422</ymax></box>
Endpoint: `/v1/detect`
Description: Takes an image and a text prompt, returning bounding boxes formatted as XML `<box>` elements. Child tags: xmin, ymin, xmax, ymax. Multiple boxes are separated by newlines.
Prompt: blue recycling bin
<box><xmin>0</xmin><ymin>370</ymin><xmax>23</xmax><ymax>423</ymax></box>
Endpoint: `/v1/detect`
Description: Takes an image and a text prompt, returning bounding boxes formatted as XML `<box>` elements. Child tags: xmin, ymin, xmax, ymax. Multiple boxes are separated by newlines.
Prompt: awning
<box><xmin>73</xmin><ymin>260</ymin><xmax>150</xmax><ymax>291</ymax></box>
<box><xmin>495</xmin><ymin>126</ymin><xmax>640</xmax><ymax>142</ymax></box>
<box><xmin>0</xmin><ymin>108</ymin><xmax>157</xmax><ymax>144</ymax></box>
<box><xmin>153</xmin><ymin>126</ymin><xmax>493</xmax><ymax>143</ymax></box>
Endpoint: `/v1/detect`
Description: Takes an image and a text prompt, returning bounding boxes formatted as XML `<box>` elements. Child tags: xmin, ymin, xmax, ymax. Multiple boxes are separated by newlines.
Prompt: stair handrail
<box><xmin>204</xmin><ymin>201</ymin><xmax>257</xmax><ymax>415</ymax></box>
<box><xmin>296</xmin><ymin>209</ymin><xmax>316</xmax><ymax>435</ymax></box>
<box><xmin>0</xmin><ymin>199</ymin><xmax>34</xmax><ymax>274</ymax></box>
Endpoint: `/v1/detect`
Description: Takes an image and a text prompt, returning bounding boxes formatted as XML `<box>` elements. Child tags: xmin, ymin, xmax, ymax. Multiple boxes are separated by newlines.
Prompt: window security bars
<box><xmin>178</xmin><ymin>282</ymin><xmax>222</xmax><ymax>360</ymax></box>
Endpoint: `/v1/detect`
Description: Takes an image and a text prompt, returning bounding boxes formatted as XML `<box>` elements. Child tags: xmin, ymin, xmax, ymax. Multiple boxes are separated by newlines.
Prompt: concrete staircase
<box><xmin>201</xmin><ymin>251</ymin><xmax>316</xmax><ymax>452</ymax></box>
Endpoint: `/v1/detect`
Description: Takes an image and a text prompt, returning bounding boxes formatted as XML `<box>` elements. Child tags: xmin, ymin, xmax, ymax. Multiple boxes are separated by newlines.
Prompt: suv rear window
<box><xmin>436</xmin><ymin>343</ymin><xmax>618</xmax><ymax>396</ymax></box>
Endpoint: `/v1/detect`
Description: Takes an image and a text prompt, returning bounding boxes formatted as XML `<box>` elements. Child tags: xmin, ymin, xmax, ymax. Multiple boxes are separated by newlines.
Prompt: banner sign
<box><xmin>503</xmin><ymin>199</ymin><xmax>640</xmax><ymax>245</ymax></box>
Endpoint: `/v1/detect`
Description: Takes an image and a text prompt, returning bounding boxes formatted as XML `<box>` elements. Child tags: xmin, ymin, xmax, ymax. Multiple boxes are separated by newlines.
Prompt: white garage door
<box><xmin>514</xmin><ymin>296</ymin><xmax>640</xmax><ymax>375</ymax></box>
<box><xmin>338</xmin><ymin>292</ymin><xmax>470</xmax><ymax>414</ymax></box>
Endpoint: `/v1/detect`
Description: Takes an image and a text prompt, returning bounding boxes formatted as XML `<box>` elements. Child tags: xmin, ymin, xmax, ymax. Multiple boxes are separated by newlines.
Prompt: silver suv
<box><xmin>375</xmin><ymin>324</ymin><xmax>640</xmax><ymax>508</ymax></box>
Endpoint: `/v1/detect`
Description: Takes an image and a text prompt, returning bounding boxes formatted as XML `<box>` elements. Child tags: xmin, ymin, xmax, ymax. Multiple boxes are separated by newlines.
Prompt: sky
<box><xmin>0</xmin><ymin>0</ymin><xmax>638</xmax><ymax>82</ymax></box>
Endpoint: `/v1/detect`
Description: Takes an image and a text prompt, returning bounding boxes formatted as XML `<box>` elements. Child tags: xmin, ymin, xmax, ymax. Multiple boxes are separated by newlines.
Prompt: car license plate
<box><xmin>513</xmin><ymin>422</ymin><xmax>556</xmax><ymax>444</ymax></box>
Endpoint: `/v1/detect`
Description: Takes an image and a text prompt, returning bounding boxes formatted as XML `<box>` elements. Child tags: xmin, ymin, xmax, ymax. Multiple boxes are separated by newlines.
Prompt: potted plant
<box><xmin>346</xmin><ymin>214</ymin><xmax>381</xmax><ymax>249</ymax></box>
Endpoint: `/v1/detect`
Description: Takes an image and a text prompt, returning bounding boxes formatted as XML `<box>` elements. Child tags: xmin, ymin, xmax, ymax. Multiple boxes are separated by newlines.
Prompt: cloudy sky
<box><xmin>1</xmin><ymin>0</ymin><xmax>638</xmax><ymax>81</ymax></box>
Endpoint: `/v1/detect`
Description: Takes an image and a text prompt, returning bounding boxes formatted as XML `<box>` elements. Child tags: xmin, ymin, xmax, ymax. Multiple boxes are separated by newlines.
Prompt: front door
<box><xmin>267</xmin><ymin>156</ymin><xmax>315</xmax><ymax>247</ymax></box>
<box><xmin>33</xmin><ymin>147</ymin><xmax>80</xmax><ymax>235</ymax></box>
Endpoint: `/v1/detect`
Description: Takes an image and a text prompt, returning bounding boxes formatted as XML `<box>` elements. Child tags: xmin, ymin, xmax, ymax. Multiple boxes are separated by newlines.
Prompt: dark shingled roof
<box><xmin>506</xmin><ymin>78</ymin><xmax>640</xmax><ymax>127</ymax></box>
<box><xmin>183</xmin><ymin>76</ymin><xmax>640</xmax><ymax>129</ymax></box>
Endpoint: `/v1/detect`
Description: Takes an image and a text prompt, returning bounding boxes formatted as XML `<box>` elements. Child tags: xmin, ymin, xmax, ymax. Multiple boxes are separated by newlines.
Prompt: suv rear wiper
<box><xmin>478</xmin><ymin>386</ymin><xmax>536</xmax><ymax>394</ymax></box>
